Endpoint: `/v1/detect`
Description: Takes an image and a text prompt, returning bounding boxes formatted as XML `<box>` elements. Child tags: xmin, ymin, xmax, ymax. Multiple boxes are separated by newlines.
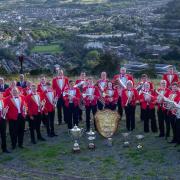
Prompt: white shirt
<box><xmin>0</xmin><ymin>100</ymin><xmax>3</xmax><ymax>111</ymax></box>
<box><xmin>47</xmin><ymin>92</ymin><xmax>53</xmax><ymax>104</ymax></box>
<box><xmin>14</xmin><ymin>97</ymin><xmax>21</xmax><ymax>113</ymax></box>
<box><xmin>34</xmin><ymin>94</ymin><xmax>40</xmax><ymax>106</ymax></box>
<box><xmin>58</xmin><ymin>79</ymin><xmax>63</xmax><ymax>90</ymax></box>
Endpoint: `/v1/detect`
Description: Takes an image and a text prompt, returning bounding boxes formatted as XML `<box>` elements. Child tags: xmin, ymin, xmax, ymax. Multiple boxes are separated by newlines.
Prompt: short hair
<box><xmin>69</xmin><ymin>80</ymin><xmax>74</xmax><ymax>84</ymax></box>
<box><xmin>120</xmin><ymin>67</ymin><xmax>126</xmax><ymax>71</ymax></box>
<box><xmin>46</xmin><ymin>81</ymin><xmax>51</xmax><ymax>86</ymax></box>
<box><xmin>141</xmin><ymin>74</ymin><xmax>148</xmax><ymax>78</ymax></box>
<box><xmin>172</xmin><ymin>82</ymin><xmax>178</xmax><ymax>86</ymax></box>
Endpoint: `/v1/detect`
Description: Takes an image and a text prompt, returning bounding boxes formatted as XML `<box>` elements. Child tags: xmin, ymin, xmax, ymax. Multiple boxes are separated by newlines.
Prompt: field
<box><xmin>0</xmin><ymin>105</ymin><xmax>180</xmax><ymax>180</ymax></box>
<box><xmin>31</xmin><ymin>45</ymin><xmax>62</xmax><ymax>54</ymax></box>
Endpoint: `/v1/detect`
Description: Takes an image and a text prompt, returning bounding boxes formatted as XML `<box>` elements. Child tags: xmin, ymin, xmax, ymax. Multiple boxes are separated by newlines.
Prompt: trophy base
<box><xmin>137</xmin><ymin>144</ymin><xmax>143</xmax><ymax>149</ymax></box>
<box><xmin>72</xmin><ymin>147</ymin><xmax>81</xmax><ymax>153</ymax></box>
<box><xmin>88</xmin><ymin>143</ymin><xmax>95</xmax><ymax>150</ymax></box>
<box><xmin>123</xmin><ymin>141</ymin><xmax>130</xmax><ymax>147</ymax></box>
<box><xmin>107</xmin><ymin>138</ymin><xmax>113</xmax><ymax>147</ymax></box>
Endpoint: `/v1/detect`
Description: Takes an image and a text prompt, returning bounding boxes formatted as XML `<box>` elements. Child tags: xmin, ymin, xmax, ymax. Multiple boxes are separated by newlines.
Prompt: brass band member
<box><xmin>163</xmin><ymin>66</ymin><xmax>179</xmax><ymax>88</ymax></box>
<box><xmin>97</xmin><ymin>72</ymin><xmax>108</xmax><ymax>110</ymax></box>
<box><xmin>63</xmin><ymin>80</ymin><xmax>81</xmax><ymax>129</ymax></box>
<box><xmin>52</xmin><ymin>69</ymin><xmax>69</xmax><ymax>125</ymax></box>
<box><xmin>42</xmin><ymin>82</ymin><xmax>58</xmax><ymax>137</ymax></box>
<box><xmin>122</xmin><ymin>80</ymin><xmax>139</xmax><ymax>131</ymax></box>
<box><xmin>26</xmin><ymin>84</ymin><xmax>46</xmax><ymax>144</ymax></box>
<box><xmin>0</xmin><ymin>93</ymin><xmax>9</xmax><ymax>153</ymax></box>
<box><xmin>4</xmin><ymin>87</ymin><xmax>27</xmax><ymax>149</ymax></box>
<box><xmin>37</xmin><ymin>75</ymin><xmax>47</xmax><ymax>93</ymax></box>
<box><xmin>139</xmin><ymin>82</ymin><xmax>157</xmax><ymax>133</ymax></box>
<box><xmin>165</xmin><ymin>83</ymin><xmax>179</xmax><ymax>143</ymax></box>
<box><xmin>156</xmin><ymin>80</ymin><xmax>171</xmax><ymax>137</ymax></box>
<box><xmin>75</xmin><ymin>72</ymin><xmax>87</xmax><ymax>121</ymax></box>
<box><xmin>104</xmin><ymin>81</ymin><xmax>118</xmax><ymax>110</ymax></box>
<box><xmin>136</xmin><ymin>74</ymin><xmax>154</xmax><ymax>122</ymax></box>
<box><xmin>17</xmin><ymin>74</ymin><xmax>27</xmax><ymax>88</ymax></box>
<box><xmin>83</xmin><ymin>77</ymin><xmax>100</xmax><ymax>132</ymax></box>
<box><xmin>113</xmin><ymin>67</ymin><xmax>134</xmax><ymax>117</ymax></box>
<box><xmin>0</xmin><ymin>77</ymin><xmax>9</xmax><ymax>92</ymax></box>
<box><xmin>23</xmin><ymin>81</ymin><xmax>32</xmax><ymax>96</ymax></box>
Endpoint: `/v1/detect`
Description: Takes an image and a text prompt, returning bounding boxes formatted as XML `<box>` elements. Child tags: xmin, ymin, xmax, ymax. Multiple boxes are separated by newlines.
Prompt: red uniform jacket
<box><xmin>52</xmin><ymin>76</ymin><xmax>69</xmax><ymax>98</ymax></box>
<box><xmin>23</xmin><ymin>87</ymin><xmax>32</xmax><ymax>96</ymax></box>
<box><xmin>121</xmin><ymin>88</ymin><xmax>139</xmax><ymax>107</ymax></box>
<box><xmin>83</xmin><ymin>86</ymin><xmax>100</xmax><ymax>106</ymax></box>
<box><xmin>165</xmin><ymin>91</ymin><xmax>180</xmax><ymax>114</ymax></box>
<box><xmin>104</xmin><ymin>88</ymin><xmax>118</xmax><ymax>105</ymax></box>
<box><xmin>26</xmin><ymin>92</ymin><xmax>44</xmax><ymax>116</ymax></box>
<box><xmin>136</xmin><ymin>81</ymin><xmax>154</xmax><ymax>91</ymax></box>
<box><xmin>139</xmin><ymin>90</ymin><xmax>157</xmax><ymax>109</ymax></box>
<box><xmin>4</xmin><ymin>95</ymin><xmax>26</xmax><ymax>121</ymax></box>
<box><xmin>37</xmin><ymin>83</ymin><xmax>47</xmax><ymax>93</ymax></box>
<box><xmin>75</xmin><ymin>79</ymin><xmax>87</xmax><ymax>88</ymax></box>
<box><xmin>163</xmin><ymin>73</ymin><xmax>179</xmax><ymax>87</ymax></box>
<box><xmin>113</xmin><ymin>74</ymin><xmax>134</xmax><ymax>87</ymax></box>
<box><xmin>97</xmin><ymin>79</ymin><xmax>108</xmax><ymax>95</ymax></box>
<box><xmin>42</xmin><ymin>89</ymin><xmax>56</xmax><ymax>113</ymax></box>
<box><xmin>63</xmin><ymin>87</ymin><xmax>81</xmax><ymax>107</ymax></box>
<box><xmin>4</xmin><ymin>86</ymin><xmax>23</xmax><ymax>97</ymax></box>
<box><xmin>156</xmin><ymin>87</ymin><xmax>171</xmax><ymax>110</ymax></box>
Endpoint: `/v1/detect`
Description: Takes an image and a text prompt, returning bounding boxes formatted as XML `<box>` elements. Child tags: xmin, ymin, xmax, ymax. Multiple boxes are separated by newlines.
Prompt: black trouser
<box><xmin>167</xmin><ymin>114</ymin><xmax>176</xmax><ymax>142</ymax></box>
<box><xmin>97</xmin><ymin>101</ymin><xmax>104</xmax><ymax>110</ymax></box>
<box><xmin>117</xmin><ymin>97</ymin><xmax>123</xmax><ymax>118</ymax></box>
<box><xmin>46</xmin><ymin>111</ymin><xmax>55</xmax><ymax>135</ymax></box>
<box><xmin>66</xmin><ymin>103</ymin><xmax>79</xmax><ymax>129</ymax></box>
<box><xmin>175</xmin><ymin>118</ymin><xmax>180</xmax><ymax>144</ymax></box>
<box><xmin>78</xmin><ymin>107</ymin><xmax>83</xmax><ymax>121</ymax></box>
<box><xmin>29</xmin><ymin>113</ymin><xmax>43</xmax><ymax>142</ymax></box>
<box><xmin>9</xmin><ymin>114</ymin><xmax>25</xmax><ymax>148</ymax></box>
<box><xmin>140</xmin><ymin>107</ymin><xmax>143</xmax><ymax>121</ymax></box>
<box><xmin>105</xmin><ymin>103</ymin><xmax>116</xmax><ymax>111</ymax></box>
<box><xmin>57</xmin><ymin>96</ymin><xmax>66</xmax><ymax>124</ymax></box>
<box><xmin>142</xmin><ymin>107</ymin><xmax>157</xmax><ymax>133</ymax></box>
<box><xmin>85</xmin><ymin>105</ymin><xmax>97</xmax><ymax>131</ymax></box>
<box><xmin>125</xmin><ymin>104</ymin><xmax>136</xmax><ymax>131</ymax></box>
<box><xmin>0</xmin><ymin>118</ymin><xmax>7</xmax><ymax>151</ymax></box>
<box><xmin>157</xmin><ymin>109</ymin><xmax>166</xmax><ymax>136</ymax></box>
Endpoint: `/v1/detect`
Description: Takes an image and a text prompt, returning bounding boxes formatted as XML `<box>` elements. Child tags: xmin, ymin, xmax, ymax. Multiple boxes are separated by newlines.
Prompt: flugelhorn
<box><xmin>2</xmin><ymin>106</ymin><xmax>9</xmax><ymax>119</ymax></box>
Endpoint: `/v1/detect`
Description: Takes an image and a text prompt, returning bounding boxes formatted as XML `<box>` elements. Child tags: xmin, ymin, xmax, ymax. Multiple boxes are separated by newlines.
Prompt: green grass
<box><xmin>31</xmin><ymin>44</ymin><xmax>62</xmax><ymax>54</ymax></box>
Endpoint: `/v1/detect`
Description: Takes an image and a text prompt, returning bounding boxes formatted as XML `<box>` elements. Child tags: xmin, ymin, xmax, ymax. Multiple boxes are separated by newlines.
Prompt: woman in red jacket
<box><xmin>63</xmin><ymin>80</ymin><xmax>81</xmax><ymax>129</ymax></box>
<box><xmin>104</xmin><ymin>81</ymin><xmax>118</xmax><ymax>111</ymax></box>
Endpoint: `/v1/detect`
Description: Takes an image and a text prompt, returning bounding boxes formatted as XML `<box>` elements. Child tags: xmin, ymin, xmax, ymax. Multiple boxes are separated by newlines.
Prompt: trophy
<box><xmin>122</xmin><ymin>132</ymin><xmax>130</xmax><ymax>147</ymax></box>
<box><xmin>86</xmin><ymin>129</ymin><xmax>96</xmax><ymax>150</ymax></box>
<box><xmin>69</xmin><ymin>125</ymin><xmax>84</xmax><ymax>153</ymax></box>
<box><xmin>136</xmin><ymin>135</ymin><xmax>144</xmax><ymax>149</ymax></box>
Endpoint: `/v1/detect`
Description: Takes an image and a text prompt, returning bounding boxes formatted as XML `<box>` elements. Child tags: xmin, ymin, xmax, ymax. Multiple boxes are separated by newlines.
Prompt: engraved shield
<box><xmin>95</xmin><ymin>109</ymin><xmax>120</xmax><ymax>138</ymax></box>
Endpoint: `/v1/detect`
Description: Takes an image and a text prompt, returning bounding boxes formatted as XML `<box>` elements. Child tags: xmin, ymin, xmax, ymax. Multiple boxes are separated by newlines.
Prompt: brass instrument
<box><xmin>41</xmin><ymin>99</ymin><xmax>46</xmax><ymax>111</ymax></box>
<box><xmin>172</xmin><ymin>102</ymin><xmax>180</xmax><ymax>118</ymax></box>
<box><xmin>1</xmin><ymin>106</ymin><xmax>9</xmax><ymax>119</ymax></box>
<box><xmin>53</xmin><ymin>96</ymin><xmax>58</xmax><ymax>107</ymax></box>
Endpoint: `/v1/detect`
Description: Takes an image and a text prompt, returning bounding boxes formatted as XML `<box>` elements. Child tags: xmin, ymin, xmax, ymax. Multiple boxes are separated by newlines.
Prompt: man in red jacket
<box><xmin>37</xmin><ymin>75</ymin><xmax>47</xmax><ymax>93</ymax></box>
<box><xmin>63</xmin><ymin>80</ymin><xmax>81</xmax><ymax>129</ymax></box>
<box><xmin>83</xmin><ymin>77</ymin><xmax>100</xmax><ymax>132</ymax></box>
<box><xmin>113</xmin><ymin>67</ymin><xmax>134</xmax><ymax>117</ymax></box>
<box><xmin>165</xmin><ymin>82</ymin><xmax>180</xmax><ymax>143</ymax></box>
<box><xmin>26</xmin><ymin>84</ymin><xmax>46</xmax><ymax>144</ymax></box>
<box><xmin>0</xmin><ymin>93</ymin><xmax>10</xmax><ymax>153</ymax></box>
<box><xmin>156</xmin><ymin>80</ymin><xmax>171</xmax><ymax>137</ymax></box>
<box><xmin>121</xmin><ymin>80</ymin><xmax>139</xmax><ymax>131</ymax></box>
<box><xmin>4</xmin><ymin>87</ymin><xmax>27</xmax><ymax>149</ymax></box>
<box><xmin>163</xmin><ymin>66</ymin><xmax>179</xmax><ymax>88</ymax></box>
<box><xmin>97</xmin><ymin>72</ymin><xmax>108</xmax><ymax>110</ymax></box>
<box><xmin>139</xmin><ymin>82</ymin><xmax>157</xmax><ymax>133</ymax></box>
<box><xmin>42</xmin><ymin>82</ymin><xmax>58</xmax><ymax>136</ymax></box>
<box><xmin>52</xmin><ymin>69</ymin><xmax>69</xmax><ymax>125</ymax></box>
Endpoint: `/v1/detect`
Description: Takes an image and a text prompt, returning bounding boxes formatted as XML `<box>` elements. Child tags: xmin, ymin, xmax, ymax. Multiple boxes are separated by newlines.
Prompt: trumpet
<box><xmin>1</xmin><ymin>106</ymin><xmax>9</xmax><ymax>119</ymax></box>
<box><xmin>41</xmin><ymin>99</ymin><xmax>46</xmax><ymax>111</ymax></box>
<box><xmin>74</xmin><ymin>81</ymin><xmax>86</xmax><ymax>88</ymax></box>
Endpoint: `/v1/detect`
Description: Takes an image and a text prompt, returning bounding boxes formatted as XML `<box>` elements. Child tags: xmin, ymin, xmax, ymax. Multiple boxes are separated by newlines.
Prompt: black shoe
<box><xmin>19</xmin><ymin>145</ymin><xmax>24</xmax><ymax>149</ymax></box>
<box><xmin>169</xmin><ymin>140</ymin><xmax>176</xmax><ymax>144</ymax></box>
<box><xmin>3</xmin><ymin>149</ymin><xmax>10</xmax><ymax>153</ymax></box>
<box><xmin>174</xmin><ymin>144</ymin><xmax>180</xmax><ymax>147</ymax></box>
<box><xmin>51</xmin><ymin>133</ymin><xmax>58</xmax><ymax>137</ymax></box>
<box><xmin>157</xmin><ymin>134</ymin><xmax>164</xmax><ymax>137</ymax></box>
<box><xmin>12</xmin><ymin>145</ymin><xmax>16</xmax><ymax>150</ymax></box>
<box><xmin>38</xmin><ymin>137</ymin><xmax>46</xmax><ymax>141</ymax></box>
